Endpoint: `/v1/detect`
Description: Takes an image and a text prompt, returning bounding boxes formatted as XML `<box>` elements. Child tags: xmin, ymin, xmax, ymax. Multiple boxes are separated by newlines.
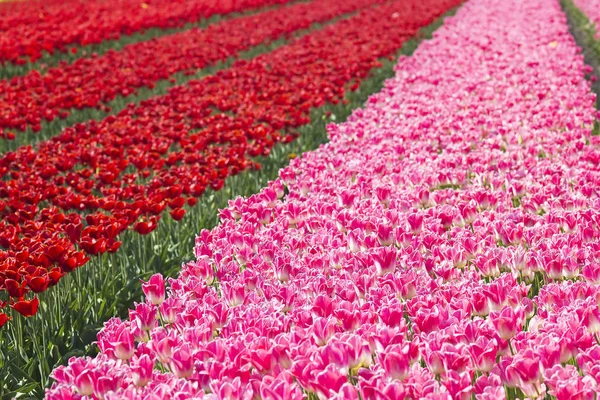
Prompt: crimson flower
<box><xmin>10</xmin><ymin>296</ymin><xmax>39</xmax><ymax>317</ymax></box>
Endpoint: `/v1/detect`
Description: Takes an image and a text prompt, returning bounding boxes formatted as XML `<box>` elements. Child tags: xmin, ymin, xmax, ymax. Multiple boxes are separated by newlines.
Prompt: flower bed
<box><xmin>46</xmin><ymin>0</ymin><xmax>600</xmax><ymax>398</ymax></box>
<box><xmin>0</xmin><ymin>0</ymin><xmax>290</xmax><ymax>65</ymax></box>
<box><xmin>573</xmin><ymin>0</ymin><xmax>600</xmax><ymax>33</ymax></box>
<box><xmin>0</xmin><ymin>0</ymin><xmax>386</xmax><ymax>134</ymax></box>
<box><xmin>0</xmin><ymin>0</ymin><xmax>460</xmax><ymax>321</ymax></box>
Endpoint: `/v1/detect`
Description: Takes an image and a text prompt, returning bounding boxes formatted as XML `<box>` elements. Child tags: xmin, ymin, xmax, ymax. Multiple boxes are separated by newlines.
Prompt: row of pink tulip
<box><xmin>46</xmin><ymin>0</ymin><xmax>600</xmax><ymax>398</ymax></box>
<box><xmin>573</xmin><ymin>0</ymin><xmax>600</xmax><ymax>36</ymax></box>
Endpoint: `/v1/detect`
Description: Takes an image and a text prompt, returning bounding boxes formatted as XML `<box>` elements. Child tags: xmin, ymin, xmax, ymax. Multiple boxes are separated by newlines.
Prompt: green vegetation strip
<box><xmin>0</xmin><ymin>7</ymin><xmax>459</xmax><ymax>399</ymax></box>
<box><xmin>0</xmin><ymin>1</ymin><xmax>307</xmax><ymax>81</ymax></box>
<box><xmin>562</xmin><ymin>0</ymin><xmax>600</xmax><ymax>135</ymax></box>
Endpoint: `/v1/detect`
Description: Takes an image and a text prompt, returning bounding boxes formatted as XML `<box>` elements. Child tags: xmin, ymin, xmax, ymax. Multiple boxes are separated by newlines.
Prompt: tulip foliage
<box><xmin>0</xmin><ymin>0</ymin><xmax>389</xmax><ymax>135</ymax></box>
<box><xmin>0</xmin><ymin>0</ymin><xmax>290</xmax><ymax>65</ymax></box>
<box><xmin>0</xmin><ymin>0</ymin><xmax>460</xmax><ymax>322</ymax></box>
<box><xmin>46</xmin><ymin>0</ymin><xmax>600</xmax><ymax>398</ymax></box>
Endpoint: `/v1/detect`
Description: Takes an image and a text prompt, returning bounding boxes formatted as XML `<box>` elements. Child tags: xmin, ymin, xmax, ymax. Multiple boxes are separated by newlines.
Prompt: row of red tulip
<box><xmin>46</xmin><ymin>0</ymin><xmax>600</xmax><ymax>397</ymax></box>
<box><xmin>0</xmin><ymin>0</ymin><xmax>461</xmax><ymax>322</ymax></box>
<box><xmin>0</xmin><ymin>0</ymin><xmax>388</xmax><ymax>134</ymax></box>
<box><xmin>0</xmin><ymin>0</ymin><xmax>290</xmax><ymax>65</ymax></box>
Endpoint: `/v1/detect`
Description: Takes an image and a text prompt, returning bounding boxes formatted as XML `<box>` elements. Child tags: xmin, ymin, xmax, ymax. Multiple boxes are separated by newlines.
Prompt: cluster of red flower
<box><xmin>0</xmin><ymin>0</ymin><xmax>461</xmax><ymax>322</ymax></box>
<box><xmin>0</xmin><ymin>0</ymin><xmax>386</xmax><ymax>134</ymax></box>
<box><xmin>0</xmin><ymin>0</ymin><xmax>289</xmax><ymax>64</ymax></box>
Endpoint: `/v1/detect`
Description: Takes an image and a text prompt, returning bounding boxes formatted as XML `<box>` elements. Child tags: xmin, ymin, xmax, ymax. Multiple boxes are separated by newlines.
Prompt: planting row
<box><xmin>0</xmin><ymin>0</ymin><xmax>290</xmax><ymax>65</ymax></box>
<box><xmin>573</xmin><ymin>0</ymin><xmax>600</xmax><ymax>32</ymax></box>
<box><xmin>0</xmin><ymin>0</ymin><xmax>386</xmax><ymax>135</ymax></box>
<box><xmin>46</xmin><ymin>0</ymin><xmax>600</xmax><ymax>398</ymax></box>
<box><xmin>0</xmin><ymin>0</ymin><xmax>461</xmax><ymax>322</ymax></box>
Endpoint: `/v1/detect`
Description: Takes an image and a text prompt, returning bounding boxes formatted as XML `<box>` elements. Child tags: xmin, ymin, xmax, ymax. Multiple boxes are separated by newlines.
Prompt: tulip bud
<box><xmin>141</xmin><ymin>274</ymin><xmax>166</xmax><ymax>305</ymax></box>
<box><xmin>93</xmin><ymin>375</ymin><xmax>119</xmax><ymax>399</ymax></box>
<box><xmin>312</xmin><ymin>317</ymin><xmax>336</xmax><ymax>346</ymax></box>
<box><xmin>74</xmin><ymin>369</ymin><xmax>95</xmax><ymax>396</ymax></box>
<box><xmin>154</xmin><ymin>335</ymin><xmax>176</xmax><ymax>365</ymax></box>
<box><xmin>490</xmin><ymin>306</ymin><xmax>520</xmax><ymax>341</ymax></box>
<box><xmin>170</xmin><ymin>344</ymin><xmax>194</xmax><ymax>379</ymax></box>
<box><xmin>159</xmin><ymin>297</ymin><xmax>181</xmax><ymax>324</ymax></box>
<box><xmin>132</xmin><ymin>354</ymin><xmax>154</xmax><ymax>387</ymax></box>
<box><xmin>112</xmin><ymin>328</ymin><xmax>135</xmax><ymax>360</ymax></box>
<box><xmin>382</xmin><ymin>349</ymin><xmax>410</xmax><ymax>381</ymax></box>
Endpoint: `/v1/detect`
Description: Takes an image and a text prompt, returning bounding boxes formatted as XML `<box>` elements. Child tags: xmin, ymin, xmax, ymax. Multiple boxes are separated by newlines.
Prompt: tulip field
<box><xmin>1</xmin><ymin>0</ymin><xmax>600</xmax><ymax>398</ymax></box>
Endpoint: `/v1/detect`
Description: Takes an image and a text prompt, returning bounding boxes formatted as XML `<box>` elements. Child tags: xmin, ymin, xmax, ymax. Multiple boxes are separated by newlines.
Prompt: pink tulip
<box><xmin>222</xmin><ymin>282</ymin><xmax>245</xmax><ymax>307</ymax></box>
<box><xmin>382</xmin><ymin>347</ymin><xmax>410</xmax><ymax>381</ymax></box>
<box><xmin>210</xmin><ymin>303</ymin><xmax>230</xmax><ymax>330</ymax></box>
<box><xmin>153</xmin><ymin>334</ymin><xmax>176</xmax><ymax>365</ymax></box>
<box><xmin>375</xmin><ymin>186</ymin><xmax>391</xmax><ymax>206</ymax></box>
<box><xmin>490</xmin><ymin>306</ymin><xmax>521</xmax><ymax>341</ymax></box>
<box><xmin>131</xmin><ymin>354</ymin><xmax>154</xmax><ymax>387</ymax></box>
<box><xmin>94</xmin><ymin>375</ymin><xmax>120</xmax><ymax>399</ymax></box>
<box><xmin>260</xmin><ymin>375</ymin><xmax>304</xmax><ymax>400</ymax></box>
<box><xmin>312</xmin><ymin>317</ymin><xmax>336</xmax><ymax>346</ymax></box>
<box><xmin>110</xmin><ymin>327</ymin><xmax>135</xmax><ymax>361</ymax></box>
<box><xmin>74</xmin><ymin>368</ymin><xmax>95</xmax><ymax>396</ymax></box>
<box><xmin>141</xmin><ymin>274</ymin><xmax>166</xmax><ymax>305</ymax></box>
<box><xmin>159</xmin><ymin>297</ymin><xmax>182</xmax><ymax>324</ymax></box>
<box><xmin>372</xmin><ymin>247</ymin><xmax>397</xmax><ymax>276</ymax></box>
<box><xmin>213</xmin><ymin>377</ymin><xmax>246</xmax><ymax>400</ymax></box>
<box><xmin>377</xmin><ymin>224</ymin><xmax>394</xmax><ymax>246</ymax></box>
<box><xmin>581</xmin><ymin>305</ymin><xmax>600</xmax><ymax>334</ymax></box>
<box><xmin>314</xmin><ymin>364</ymin><xmax>347</xmax><ymax>397</ymax></box>
<box><xmin>129</xmin><ymin>303</ymin><xmax>157</xmax><ymax>333</ymax></box>
<box><xmin>170</xmin><ymin>344</ymin><xmax>194</xmax><ymax>379</ymax></box>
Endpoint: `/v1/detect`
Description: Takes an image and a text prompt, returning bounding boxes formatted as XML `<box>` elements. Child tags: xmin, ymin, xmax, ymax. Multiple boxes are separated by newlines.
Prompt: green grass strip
<box><xmin>561</xmin><ymin>0</ymin><xmax>600</xmax><ymax>135</ymax></box>
<box><xmin>0</xmin><ymin>6</ymin><xmax>459</xmax><ymax>399</ymax></box>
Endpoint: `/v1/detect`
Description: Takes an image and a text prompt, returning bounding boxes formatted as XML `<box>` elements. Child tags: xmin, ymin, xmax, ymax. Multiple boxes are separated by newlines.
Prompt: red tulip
<box><xmin>65</xmin><ymin>222</ymin><xmax>83</xmax><ymax>243</ymax></box>
<box><xmin>0</xmin><ymin>313</ymin><xmax>11</xmax><ymax>328</ymax></box>
<box><xmin>47</xmin><ymin>268</ymin><xmax>63</xmax><ymax>286</ymax></box>
<box><xmin>169</xmin><ymin>208</ymin><xmax>186</xmax><ymax>221</ymax></box>
<box><xmin>26</xmin><ymin>275</ymin><xmax>50</xmax><ymax>293</ymax></box>
<box><xmin>5</xmin><ymin>279</ymin><xmax>27</xmax><ymax>298</ymax></box>
<box><xmin>10</xmin><ymin>297</ymin><xmax>39</xmax><ymax>317</ymax></box>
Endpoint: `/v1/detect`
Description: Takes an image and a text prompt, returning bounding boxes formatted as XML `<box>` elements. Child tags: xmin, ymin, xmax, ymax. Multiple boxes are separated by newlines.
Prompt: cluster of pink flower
<box><xmin>46</xmin><ymin>0</ymin><xmax>600</xmax><ymax>398</ymax></box>
<box><xmin>573</xmin><ymin>0</ymin><xmax>600</xmax><ymax>36</ymax></box>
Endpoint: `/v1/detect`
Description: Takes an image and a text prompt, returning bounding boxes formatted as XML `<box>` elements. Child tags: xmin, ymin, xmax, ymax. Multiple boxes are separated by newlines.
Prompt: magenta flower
<box><xmin>170</xmin><ymin>344</ymin><xmax>194</xmax><ymax>379</ymax></box>
<box><xmin>74</xmin><ymin>368</ymin><xmax>95</xmax><ymax>396</ymax></box>
<box><xmin>131</xmin><ymin>354</ymin><xmax>154</xmax><ymax>387</ymax></box>
<box><xmin>111</xmin><ymin>328</ymin><xmax>135</xmax><ymax>361</ymax></box>
<box><xmin>141</xmin><ymin>274</ymin><xmax>166</xmax><ymax>305</ymax></box>
<box><xmin>382</xmin><ymin>346</ymin><xmax>410</xmax><ymax>381</ymax></box>
<box><xmin>490</xmin><ymin>306</ymin><xmax>521</xmax><ymax>341</ymax></box>
<box><xmin>372</xmin><ymin>247</ymin><xmax>397</xmax><ymax>276</ymax></box>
